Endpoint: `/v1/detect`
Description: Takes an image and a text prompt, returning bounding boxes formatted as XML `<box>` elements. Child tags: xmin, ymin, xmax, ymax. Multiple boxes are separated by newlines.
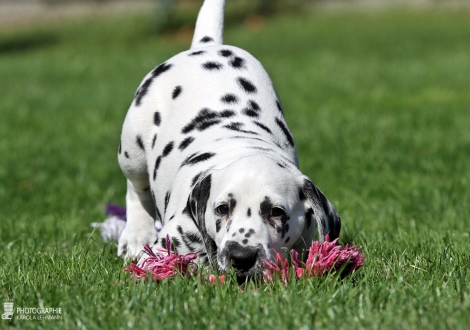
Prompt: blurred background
<box><xmin>1</xmin><ymin>0</ymin><xmax>469</xmax><ymax>32</ymax></box>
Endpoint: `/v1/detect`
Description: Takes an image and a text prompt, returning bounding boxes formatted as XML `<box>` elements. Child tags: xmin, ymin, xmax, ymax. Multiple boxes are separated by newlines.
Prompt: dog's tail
<box><xmin>190</xmin><ymin>0</ymin><xmax>226</xmax><ymax>49</ymax></box>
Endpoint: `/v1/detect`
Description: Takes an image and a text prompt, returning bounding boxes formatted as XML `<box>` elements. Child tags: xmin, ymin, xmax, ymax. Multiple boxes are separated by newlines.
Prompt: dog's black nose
<box><xmin>226</xmin><ymin>241</ymin><xmax>258</xmax><ymax>273</ymax></box>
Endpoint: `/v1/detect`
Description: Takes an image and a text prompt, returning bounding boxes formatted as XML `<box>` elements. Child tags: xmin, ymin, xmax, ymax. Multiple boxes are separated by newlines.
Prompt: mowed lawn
<box><xmin>1</xmin><ymin>6</ymin><xmax>470</xmax><ymax>329</ymax></box>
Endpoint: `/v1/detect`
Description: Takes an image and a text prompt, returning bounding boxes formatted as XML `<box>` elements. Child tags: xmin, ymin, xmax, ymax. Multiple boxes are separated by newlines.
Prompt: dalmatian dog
<box><xmin>117</xmin><ymin>0</ymin><xmax>341</xmax><ymax>279</ymax></box>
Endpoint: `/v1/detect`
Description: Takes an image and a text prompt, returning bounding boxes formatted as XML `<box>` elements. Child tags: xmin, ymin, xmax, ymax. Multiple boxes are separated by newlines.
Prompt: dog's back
<box><xmin>122</xmin><ymin>0</ymin><xmax>298</xmax><ymax>222</ymax></box>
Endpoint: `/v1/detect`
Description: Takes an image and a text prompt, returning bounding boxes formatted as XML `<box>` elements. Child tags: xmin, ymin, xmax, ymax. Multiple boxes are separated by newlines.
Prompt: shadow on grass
<box><xmin>0</xmin><ymin>32</ymin><xmax>58</xmax><ymax>54</ymax></box>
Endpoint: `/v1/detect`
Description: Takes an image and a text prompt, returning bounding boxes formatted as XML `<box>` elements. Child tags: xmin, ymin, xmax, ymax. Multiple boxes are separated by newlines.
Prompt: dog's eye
<box><xmin>270</xmin><ymin>207</ymin><xmax>285</xmax><ymax>217</ymax></box>
<box><xmin>216</xmin><ymin>204</ymin><xmax>229</xmax><ymax>215</ymax></box>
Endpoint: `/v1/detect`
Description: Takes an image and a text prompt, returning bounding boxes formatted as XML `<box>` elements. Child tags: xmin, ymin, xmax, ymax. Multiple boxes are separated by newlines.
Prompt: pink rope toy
<box><xmin>125</xmin><ymin>236</ymin><xmax>198</xmax><ymax>281</ymax></box>
<box><xmin>262</xmin><ymin>234</ymin><xmax>365</xmax><ymax>284</ymax></box>
<box><xmin>125</xmin><ymin>235</ymin><xmax>365</xmax><ymax>284</ymax></box>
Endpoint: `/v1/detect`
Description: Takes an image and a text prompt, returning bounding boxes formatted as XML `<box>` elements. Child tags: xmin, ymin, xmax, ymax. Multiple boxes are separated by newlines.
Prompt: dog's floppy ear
<box><xmin>186</xmin><ymin>174</ymin><xmax>217</xmax><ymax>267</ymax></box>
<box><xmin>301</xmin><ymin>178</ymin><xmax>341</xmax><ymax>241</ymax></box>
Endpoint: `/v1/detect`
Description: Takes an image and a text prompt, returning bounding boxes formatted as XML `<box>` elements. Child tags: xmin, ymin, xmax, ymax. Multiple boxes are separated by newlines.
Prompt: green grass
<box><xmin>1</xmin><ymin>6</ymin><xmax>470</xmax><ymax>329</ymax></box>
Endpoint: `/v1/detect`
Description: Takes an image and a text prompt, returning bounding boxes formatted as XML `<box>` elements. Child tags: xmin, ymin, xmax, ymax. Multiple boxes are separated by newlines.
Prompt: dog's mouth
<box><xmin>216</xmin><ymin>257</ymin><xmax>263</xmax><ymax>277</ymax></box>
<box><xmin>211</xmin><ymin>258</ymin><xmax>263</xmax><ymax>284</ymax></box>
<box><xmin>216</xmin><ymin>242</ymin><xmax>267</xmax><ymax>283</ymax></box>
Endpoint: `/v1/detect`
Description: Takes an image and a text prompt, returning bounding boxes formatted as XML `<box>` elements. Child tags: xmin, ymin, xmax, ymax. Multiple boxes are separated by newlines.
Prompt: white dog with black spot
<box><xmin>117</xmin><ymin>0</ymin><xmax>341</xmax><ymax>279</ymax></box>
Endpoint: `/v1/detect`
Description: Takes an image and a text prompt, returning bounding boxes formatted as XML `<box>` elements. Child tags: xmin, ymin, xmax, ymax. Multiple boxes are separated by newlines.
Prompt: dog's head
<box><xmin>187</xmin><ymin>155</ymin><xmax>340</xmax><ymax>279</ymax></box>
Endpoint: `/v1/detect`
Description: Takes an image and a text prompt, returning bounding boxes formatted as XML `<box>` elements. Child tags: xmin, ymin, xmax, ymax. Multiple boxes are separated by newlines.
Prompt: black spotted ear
<box><xmin>301</xmin><ymin>178</ymin><xmax>341</xmax><ymax>241</ymax></box>
<box><xmin>186</xmin><ymin>174</ymin><xmax>217</xmax><ymax>267</ymax></box>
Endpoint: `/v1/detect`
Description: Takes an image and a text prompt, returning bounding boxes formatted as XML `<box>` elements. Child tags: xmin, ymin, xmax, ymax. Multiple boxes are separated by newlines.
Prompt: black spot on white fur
<box><xmin>276</xmin><ymin>100</ymin><xmax>284</xmax><ymax>116</ymax></box>
<box><xmin>249</xmin><ymin>100</ymin><xmax>260</xmax><ymax>111</ymax></box>
<box><xmin>151</xmin><ymin>134</ymin><xmax>157</xmax><ymax>149</ymax></box>
<box><xmin>221</xmin><ymin>94</ymin><xmax>239</xmax><ymax>104</ymax></box>
<box><xmin>172</xmin><ymin>86</ymin><xmax>182</xmax><ymax>99</ymax></box>
<box><xmin>177</xmin><ymin>225</ymin><xmax>184</xmax><ymax>235</ymax></box>
<box><xmin>219</xmin><ymin>49</ymin><xmax>233</xmax><ymax>57</ymax></box>
<box><xmin>229</xmin><ymin>57</ymin><xmax>246</xmax><ymax>69</ymax></box>
<box><xmin>253</xmin><ymin>121</ymin><xmax>272</xmax><ymax>134</ymax></box>
<box><xmin>134</xmin><ymin>78</ymin><xmax>152</xmax><ymax>106</ymax></box>
<box><xmin>154</xmin><ymin>112</ymin><xmax>161</xmax><ymax>126</ymax></box>
<box><xmin>237</xmin><ymin>77</ymin><xmax>257</xmax><ymax>94</ymax></box>
<box><xmin>249</xmin><ymin>146</ymin><xmax>273</xmax><ymax>153</ymax></box>
<box><xmin>162</xmin><ymin>141</ymin><xmax>174</xmax><ymax>157</ymax></box>
<box><xmin>164</xmin><ymin>190</ymin><xmax>171</xmax><ymax>213</ymax></box>
<box><xmin>275</xmin><ymin>117</ymin><xmax>295</xmax><ymax>147</ymax></box>
<box><xmin>189</xmin><ymin>50</ymin><xmax>206</xmax><ymax>56</ymax></box>
<box><xmin>136</xmin><ymin>135</ymin><xmax>145</xmax><ymax>151</ymax></box>
<box><xmin>184</xmin><ymin>231</ymin><xmax>203</xmax><ymax>245</ymax></box>
<box><xmin>220</xmin><ymin>110</ymin><xmax>236</xmax><ymax>118</ymax></box>
<box><xmin>179</xmin><ymin>226</ymin><xmax>203</xmax><ymax>251</ymax></box>
<box><xmin>224</xmin><ymin>122</ymin><xmax>258</xmax><ymax>135</ymax></box>
<box><xmin>245</xmin><ymin>229</ymin><xmax>255</xmax><ymax>238</ymax></box>
<box><xmin>179</xmin><ymin>136</ymin><xmax>195</xmax><ymax>151</ymax></box>
<box><xmin>218</xmin><ymin>136</ymin><xmax>265</xmax><ymax>143</ymax></box>
<box><xmin>200</xmin><ymin>36</ymin><xmax>213</xmax><ymax>43</ymax></box>
<box><xmin>242</xmin><ymin>100</ymin><xmax>261</xmax><ymax>118</ymax></box>
<box><xmin>181</xmin><ymin>152</ymin><xmax>216</xmax><ymax>167</ymax></box>
<box><xmin>242</xmin><ymin>109</ymin><xmax>258</xmax><ymax>118</ymax></box>
<box><xmin>152</xmin><ymin>62</ymin><xmax>173</xmax><ymax>77</ymax></box>
<box><xmin>199</xmin><ymin>120</ymin><xmax>221</xmax><ymax>131</ymax></box>
<box><xmin>182</xmin><ymin>108</ymin><xmax>221</xmax><ymax>134</ymax></box>
<box><xmin>181</xmin><ymin>107</ymin><xmax>237</xmax><ymax>134</ymax></box>
<box><xmin>171</xmin><ymin>237</ymin><xmax>181</xmax><ymax>248</ymax></box>
<box><xmin>153</xmin><ymin>156</ymin><xmax>161</xmax><ymax>181</ymax></box>
<box><xmin>202</xmin><ymin>62</ymin><xmax>223</xmax><ymax>70</ymax></box>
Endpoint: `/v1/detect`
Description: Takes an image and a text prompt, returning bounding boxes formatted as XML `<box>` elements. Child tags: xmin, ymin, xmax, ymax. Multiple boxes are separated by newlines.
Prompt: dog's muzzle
<box><xmin>219</xmin><ymin>241</ymin><xmax>266</xmax><ymax>281</ymax></box>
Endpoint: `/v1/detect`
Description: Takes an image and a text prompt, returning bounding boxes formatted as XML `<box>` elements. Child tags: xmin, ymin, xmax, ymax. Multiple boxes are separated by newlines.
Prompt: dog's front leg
<box><xmin>118</xmin><ymin>178</ymin><xmax>157</xmax><ymax>260</ymax></box>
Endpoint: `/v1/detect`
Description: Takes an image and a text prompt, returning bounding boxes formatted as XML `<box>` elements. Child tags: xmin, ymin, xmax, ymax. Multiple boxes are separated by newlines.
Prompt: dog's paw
<box><xmin>117</xmin><ymin>225</ymin><xmax>157</xmax><ymax>261</ymax></box>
